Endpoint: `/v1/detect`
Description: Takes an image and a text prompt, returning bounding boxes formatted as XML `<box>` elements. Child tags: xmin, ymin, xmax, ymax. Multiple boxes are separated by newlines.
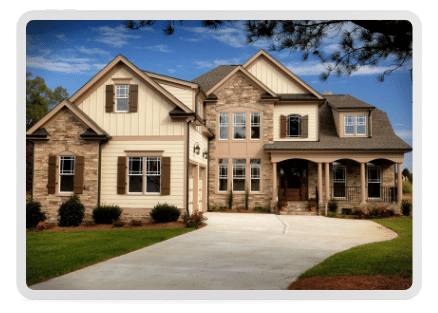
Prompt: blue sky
<box><xmin>26</xmin><ymin>20</ymin><xmax>413</xmax><ymax>171</ymax></box>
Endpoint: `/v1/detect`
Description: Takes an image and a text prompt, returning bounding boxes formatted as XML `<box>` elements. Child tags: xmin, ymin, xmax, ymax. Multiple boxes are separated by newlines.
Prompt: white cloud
<box><xmin>395</xmin><ymin>130</ymin><xmax>412</xmax><ymax>140</ymax></box>
<box><xmin>138</xmin><ymin>44</ymin><xmax>172</xmax><ymax>53</ymax></box>
<box><xmin>183</xmin><ymin>22</ymin><xmax>247</xmax><ymax>48</ymax></box>
<box><xmin>91</xmin><ymin>25</ymin><xmax>141</xmax><ymax>48</ymax></box>
<box><xmin>55</xmin><ymin>34</ymin><xmax>67</xmax><ymax>41</ymax></box>
<box><xmin>26</xmin><ymin>55</ymin><xmax>92</xmax><ymax>73</ymax></box>
<box><xmin>77</xmin><ymin>46</ymin><xmax>110</xmax><ymax>55</ymax></box>
<box><xmin>168</xmin><ymin>69</ymin><xmax>176</xmax><ymax>73</ymax></box>
<box><xmin>195</xmin><ymin>57</ymin><xmax>241</xmax><ymax>69</ymax></box>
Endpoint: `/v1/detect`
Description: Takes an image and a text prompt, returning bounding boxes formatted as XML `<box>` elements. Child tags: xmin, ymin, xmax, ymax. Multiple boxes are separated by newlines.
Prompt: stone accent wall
<box><xmin>205</xmin><ymin>72</ymin><xmax>274</xmax><ymax>210</ymax></box>
<box><xmin>32</xmin><ymin>108</ymin><xmax>100</xmax><ymax>224</ymax></box>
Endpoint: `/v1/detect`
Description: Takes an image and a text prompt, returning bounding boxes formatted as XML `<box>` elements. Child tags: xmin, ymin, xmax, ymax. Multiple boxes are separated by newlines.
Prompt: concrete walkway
<box><xmin>30</xmin><ymin>213</ymin><xmax>398</xmax><ymax>290</ymax></box>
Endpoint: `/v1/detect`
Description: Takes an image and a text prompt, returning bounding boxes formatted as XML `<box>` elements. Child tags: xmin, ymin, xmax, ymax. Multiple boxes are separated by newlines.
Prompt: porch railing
<box><xmin>330</xmin><ymin>186</ymin><xmax>398</xmax><ymax>203</ymax></box>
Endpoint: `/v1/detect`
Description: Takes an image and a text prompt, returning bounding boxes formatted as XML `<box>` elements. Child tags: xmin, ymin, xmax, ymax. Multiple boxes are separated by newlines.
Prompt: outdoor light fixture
<box><xmin>203</xmin><ymin>151</ymin><xmax>208</xmax><ymax>159</ymax></box>
<box><xmin>194</xmin><ymin>142</ymin><xmax>200</xmax><ymax>155</ymax></box>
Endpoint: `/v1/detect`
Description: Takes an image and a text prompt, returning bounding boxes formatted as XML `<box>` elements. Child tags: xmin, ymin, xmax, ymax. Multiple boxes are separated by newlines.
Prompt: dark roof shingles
<box><xmin>325</xmin><ymin>94</ymin><xmax>375</xmax><ymax>109</ymax></box>
<box><xmin>191</xmin><ymin>65</ymin><xmax>238</xmax><ymax>93</ymax></box>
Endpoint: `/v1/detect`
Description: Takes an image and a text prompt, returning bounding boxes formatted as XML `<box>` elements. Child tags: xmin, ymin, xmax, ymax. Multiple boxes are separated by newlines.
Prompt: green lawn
<box><xmin>26</xmin><ymin>228</ymin><xmax>193</xmax><ymax>286</ymax></box>
<box><xmin>298</xmin><ymin>217</ymin><xmax>412</xmax><ymax>279</ymax></box>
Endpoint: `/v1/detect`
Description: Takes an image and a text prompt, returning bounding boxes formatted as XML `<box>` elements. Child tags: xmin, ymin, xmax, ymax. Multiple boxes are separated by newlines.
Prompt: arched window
<box><xmin>287</xmin><ymin>115</ymin><xmax>301</xmax><ymax>137</ymax></box>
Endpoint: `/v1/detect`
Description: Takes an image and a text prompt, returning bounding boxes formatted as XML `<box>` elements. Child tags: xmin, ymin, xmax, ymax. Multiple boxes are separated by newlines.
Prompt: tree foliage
<box><xmin>26</xmin><ymin>72</ymin><xmax>69</xmax><ymax>130</ymax></box>
<box><xmin>125</xmin><ymin>20</ymin><xmax>412</xmax><ymax>81</ymax></box>
<box><xmin>402</xmin><ymin>168</ymin><xmax>413</xmax><ymax>183</ymax></box>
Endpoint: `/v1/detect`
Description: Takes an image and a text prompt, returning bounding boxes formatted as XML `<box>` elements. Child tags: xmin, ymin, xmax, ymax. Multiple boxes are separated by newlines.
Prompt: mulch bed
<box><xmin>27</xmin><ymin>221</ymin><xmax>191</xmax><ymax>232</ymax></box>
<box><xmin>288</xmin><ymin>275</ymin><xmax>412</xmax><ymax>290</ymax></box>
<box><xmin>210</xmin><ymin>209</ymin><xmax>270</xmax><ymax>214</ymax></box>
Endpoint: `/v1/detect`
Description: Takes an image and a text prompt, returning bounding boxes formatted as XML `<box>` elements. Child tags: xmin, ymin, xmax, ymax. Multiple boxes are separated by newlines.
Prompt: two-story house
<box><xmin>26</xmin><ymin>49</ymin><xmax>412</xmax><ymax>222</ymax></box>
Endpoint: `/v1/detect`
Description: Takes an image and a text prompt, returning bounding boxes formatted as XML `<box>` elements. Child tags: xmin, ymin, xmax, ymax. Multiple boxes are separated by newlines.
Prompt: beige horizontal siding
<box><xmin>274</xmin><ymin>104</ymin><xmax>319</xmax><ymax>141</ymax></box>
<box><xmin>78</xmin><ymin>65</ymin><xmax>185</xmax><ymax>137</ymax></box>
<box><xmin>189</xmin><ymin>124</ymin><xmax>208</xmax><ymax>166</ymax></box>
<box><xmin>100</xmin><ymin>140</ymin><xmax>185</xmax><ymax>209</ymax></box>
<box><xmin>158</xmin><ymin>83</ymin><xmax>193</xmax><ymax>111</ymax></box>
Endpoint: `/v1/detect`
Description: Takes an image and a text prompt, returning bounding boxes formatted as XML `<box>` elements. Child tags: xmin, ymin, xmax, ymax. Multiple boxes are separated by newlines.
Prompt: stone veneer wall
<box><xmin>32</xmin><ymin>109</ymin><xmax>99</xmax><ymax>224</ymax></box>
<box><xmin>205</xmin><ymin>72</ymin><xmax>274</xmax><ymax>210</ymax></box>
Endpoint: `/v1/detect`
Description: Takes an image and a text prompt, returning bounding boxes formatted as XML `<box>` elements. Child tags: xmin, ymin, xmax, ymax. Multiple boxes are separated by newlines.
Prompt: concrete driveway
<box><xmin>30</xmin><ymin>213</ymin><xmax>397</xmax><ymax>290</ymax></box>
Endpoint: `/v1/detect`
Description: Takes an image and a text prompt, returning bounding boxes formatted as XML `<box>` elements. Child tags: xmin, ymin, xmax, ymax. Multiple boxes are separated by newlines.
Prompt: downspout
<box><xmin>97</xmin><ymin>141</ymin><xmax>102</xmax><ymax>208</ymax></box>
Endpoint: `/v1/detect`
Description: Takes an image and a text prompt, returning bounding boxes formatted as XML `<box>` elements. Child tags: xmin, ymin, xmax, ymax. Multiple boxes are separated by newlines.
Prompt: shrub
<box><xmin>26</xmin><ymin>199</ymin><xmax>46</xmax><ymax>228</ymax></box>
<box><xmin>368</xmin><ymin>205</ymin><xmax>394</xmax><ymax>218</ymax></box>
<box><xmin>113</xmin><ymin>220</ymin><xmax>125</xmax><ymax>227</ymax></box>
<box><xmin>401</xmin><ymin>199</ymin><xmax>412</xmax><ymax>216</ymax></box>
<box><xmin>182</xmin><ymin>211</ymin><xmax>207</xmax><ymax>229</ymax></box>
<box><xmin>253</xmin><ymin>206</ymin><xmax>269</xmax><ymax>213</ymax></box>
<box><xmin>36</xmin><ymin>221</ymin><xmax>49</xmax><ymax>231</ymax></box>
<box><xmin>130</xmin><ymin>219</ymin><xmax>142</xmax><ymax>226</ymax></box>
<box><xmin>308</xmin><ymin>201</ymin><xmax>317</xmax><ymax>209</ymax></box>
<box><xmin>211</xmin><ymin>205</ymin><xmax>218</xmax><ymax>211</ymax></box>
<box><xmin>328</xmin><ymin>199</ymin><xmax>338</xmax><ymax>213</ymax></box>
<box><xmin>150</xmin><ymin>203</ymin><xmax>181</xmax><ymax>223</ymax></box>
<box><xmin>92</xmin><ymin>204</ymin><xmax>123</xmax><ymax>224</ymax></box>
<box><xmin>219</xmin><ymin>206</ymin><xmax>227</xmax><ymax>211</ymax></box>
<box><xmin>245</xmin><ymin>189</ymin><xmax>249</xmax><ymax>211</ymax></box>
<box><xmin>58</xmin><ymin>195</ymin><xmax>85</xmax><ymax>227</ymax></box>
<box><xmin>326</xmin><ymin>212</ymin><xmax>337</xmax><ymax>218</ymax></box>
<box><xmin>26</xmin><ymin>196</ymin><xmax>32</xmax><ymax>204</ymax></box>
<box><xmin>402</xmin><ymin>181</ymin><xmax>412</xmax><ymax>194</ymax></box>
<box><xmin>228</xmin><ymin>190</ymin><xmax>233</xmax><ymax>210</ymax></box>
<box><xmin>340</xmin><ymin>214</ymin><xmax>348</xmax><ymax>219</ymax></box>
<box><xmin>352</xmin><ymin>207</ymin><xmax>366</xmax><ymax>218</ymax></box>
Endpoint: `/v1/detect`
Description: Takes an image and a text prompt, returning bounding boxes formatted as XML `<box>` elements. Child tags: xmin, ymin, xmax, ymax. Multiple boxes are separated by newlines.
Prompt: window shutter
<box><xmin>105</xmin><ymin>85</ymin><xmax>114</xmax><ymax>113</ymax></box>
<box><xmin>48</xmin><ymin>155</ymin><xmax>57</xmax><ymax>194</ymax></box>
<box><xmin>129</xmin><ymin>84</ymin><xmax>138</xmax><ymax>113</ymax></box>
<box><xmin>161</xmin><ymin>157</ymin><xmax>171</xmax><ymax>195</ymax></box>
<box><xmin>117</xmin><ymin>156</ymin><xmax>127</xmax><ymax>194</ymax></box>
<box><xmin>301</xmin><ymin>115</ymin><xmax>308</xmax><ymax>138</ymax></box>
<box><xmin>74</xmin><ymin>156</ymin><xmax>85</xmax><ymax>194</ymax></box>
<box><xmin>280</xmin><ymin>115</ymin><xmax>287</xmax><ymax>138</ymax></box>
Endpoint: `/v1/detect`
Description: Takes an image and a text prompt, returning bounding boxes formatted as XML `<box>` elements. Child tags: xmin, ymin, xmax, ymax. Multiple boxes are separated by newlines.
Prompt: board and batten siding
<box><xmin>189</xmin><ymin>124</ymin><xmax>208</xmax><ymax>166</ymax></box>
<box><xmin>158</xmin><ymin>83</ymin><xmax>193</xmax><ymax>111</ymax></box>
<box><xmin>246</xmin><ymin>56</ymin><xmax>309</xmax><ymax>95</ymax></box>
<box><xmin>77</xmin><ymin>66</ymin><xmax>184</xmax><ymax>137</ymax></box>
<box><xmin>274</xmin><ymin>104</ymin><xmax>319</xmax><ymax>141</ymax></box>
<box><xmin>100</xmin><ymin>140</ymin><xmax>185</xmax><ymax>209</ymax></box>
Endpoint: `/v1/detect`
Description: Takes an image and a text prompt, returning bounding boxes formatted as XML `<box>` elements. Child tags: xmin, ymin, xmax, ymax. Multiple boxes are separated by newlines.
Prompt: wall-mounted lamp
<box><xmin>203</xmin><ymin>151</ymin><xmax>208</xmax><ymax>159</ymax></box>
<box><xmin>193</xmin><ymin>142</ymin><xmax>201</xmax><ymax>155</ymax></box>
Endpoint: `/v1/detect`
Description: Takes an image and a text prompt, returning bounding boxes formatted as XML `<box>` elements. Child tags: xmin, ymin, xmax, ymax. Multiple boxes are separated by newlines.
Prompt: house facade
<box><xmin>26</xmin><ymin>50</ymin><xmax>412</xmax><ymax>222</ymax></box>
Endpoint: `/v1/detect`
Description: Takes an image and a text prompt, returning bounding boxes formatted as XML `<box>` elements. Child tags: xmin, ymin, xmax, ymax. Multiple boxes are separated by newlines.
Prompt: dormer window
<box><xmin>287</xmin><ymin>115</ymin><xmax>301</xmax><ymax>137</ymax></box>
<box><xmin>344</xmin><ymin>115</ymin><xmax>367</xmax><ymax>136</ymax></box>
<box><xmin>115</xmin><ymin>85</ymin><xmax>129</xmax><ymax>112</ymax></box>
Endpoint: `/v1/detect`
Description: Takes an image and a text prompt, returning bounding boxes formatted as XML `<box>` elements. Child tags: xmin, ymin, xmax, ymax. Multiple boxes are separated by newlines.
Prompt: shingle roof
<box><xmin>278</xmin><ymin>94</ymin><xmax>320</xmax><ymax>101</ymax></box>
<box><xmin>191</xmin><ymin>65</ymin><xmax>238</xmax><ymax>93</ymax></box>
<box><xmin>325</xmin><ymin>94</ymin><xmax>375</xmax><ymax>109</ymax></box>
<box><xmin>265</xmin><ymin>103</ymin><xmax>412</xmax><ymax>151</ymax></box>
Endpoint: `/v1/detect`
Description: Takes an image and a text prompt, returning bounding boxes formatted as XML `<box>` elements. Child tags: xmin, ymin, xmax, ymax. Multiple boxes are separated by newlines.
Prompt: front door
<box><xmin>279</xmin><ymin>159</ymin><xmax>308</xmax><ymax>202</ymax></box>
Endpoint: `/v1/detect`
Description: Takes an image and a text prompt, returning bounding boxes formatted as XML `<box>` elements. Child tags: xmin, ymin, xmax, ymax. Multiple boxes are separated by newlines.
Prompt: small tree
<box><xmin>58</xmin><ymin>195</ymin><xmax>85</xmax><ymax>227</ymax></box>
<box><xmin>245</xmin><ymin>189</ymin><xmax>249</xmax><ymax>210</ymax></box>
<box><xmin>228</xmin><ymin>190</ymin><xmax>233</xmax><ymax>210</ymax></box>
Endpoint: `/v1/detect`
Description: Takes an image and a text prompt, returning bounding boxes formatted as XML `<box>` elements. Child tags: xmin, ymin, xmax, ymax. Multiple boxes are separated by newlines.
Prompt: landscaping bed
<box><xmin>209</xmin><ymin>209</ymin><xmax>270</xmax><ymax>214</ymax></box>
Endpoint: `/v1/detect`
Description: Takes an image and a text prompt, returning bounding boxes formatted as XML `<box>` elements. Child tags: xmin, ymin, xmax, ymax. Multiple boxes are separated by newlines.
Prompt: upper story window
<box><xmin>287</xmin><ymin>115</ymin><xmax>301</xmax><ymax>137</ymax></box>
<box><xmin>233</xmin><ymin>113</ymin><xmax>246</xmax><ymax>140</ymax></box>
<box><xmin>115</xmin><ymin>85</ymin><xmax>129</xmax><ymax>112</ymax></box>
<box><xmin>219</xmin><ymin>113</ymin><xmax>228</xmax><ymax>140</ymax></box>
<box><xmin>344</xmin><ymin>115</ymin><xmax>366</xmax><ymax>135</ymax></box>
<box><xmin>59</xmin><ymin>156</ymin><xmax>75</xmax><ymax>193</ymax></box>
<box><xmin>250</xmin><ymin>113</ymin><xmax>261</xmax><ymax>140</ymax></box>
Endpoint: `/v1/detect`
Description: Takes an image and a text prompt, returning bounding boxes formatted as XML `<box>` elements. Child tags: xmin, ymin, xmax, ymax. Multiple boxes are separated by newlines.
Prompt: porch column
<box><xmin>397</xmin><ymin>163</ymin><xmax>403</xmax><ymax>205</ymax></box>
<box><xmin>272</xmin><ymin>162</ymin><xmax>278</xmax><ymax>202</ymax></box>
<box><xmin>317</xmin><ymin>162</ymin><xmax>324</xmax><ymax>212</ymax></box>
<box><xmin>360</xmin><ymin>162</ymin><xmax>367</xmax><ymax>207</ymax></box>
<box><xmin>325</xmin><ymin>162</ymin><xmax>330</xmax><ymax>215</ymax></box>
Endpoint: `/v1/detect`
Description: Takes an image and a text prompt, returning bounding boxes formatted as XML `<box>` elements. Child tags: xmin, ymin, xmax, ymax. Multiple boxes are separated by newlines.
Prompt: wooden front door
<box><xmin>278</xmin><ymin>159</ymin><xmax>308</xmax><ymax>203</ymax></box>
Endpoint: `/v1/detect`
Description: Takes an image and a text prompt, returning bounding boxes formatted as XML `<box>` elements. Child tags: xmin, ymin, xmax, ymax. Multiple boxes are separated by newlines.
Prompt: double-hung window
<box><xmin>219</xmin><ymin>113</ymin><xmax>228</xmax><ymax>140</ymax></box>
<box><xmin>250</xmin><ymin>159</ymin><xmax>261</xmax><ymax>192</ymax></box>
<box><xmin>115</xmin><ymin>85</ymin><xmax>129</xmax><ymax>112</ymax></box>
<box><xmin>218</xmin><ymin>159</ymin><xmax>228</xmax><ymax>191</ymax></box>
<box><xmin>345</xmin><ymin>115</ymin><xmax>366</xmax><ymax>135</ymax></box>
<box><xmin>128</xmin><ymin>156</ymin><xmax>161</xmax><ymax>194</ymax></box>
<box><xmin>232</xmin><ymin>159</ymin><xmax>246</xmax><ymax>191</ymax></box>
<box><xmin>250</xmin><ymin>113</ymin><xmax>261</xmax><ymax>139</ymax></box>
<box><xmin>233</xmin><ymin>113</ymin><xmax>246</xmax><ymax>139</ymax></box>
<box><xmin>59</xmin><ymin>156</ymin><xmax>75</xmax><ymax>192</ymax></box>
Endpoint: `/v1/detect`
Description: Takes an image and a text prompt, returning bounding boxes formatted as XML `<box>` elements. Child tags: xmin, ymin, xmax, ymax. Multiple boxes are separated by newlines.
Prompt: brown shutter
<box><xmin>48</xmin><ymin>155</ymin><xmax>57</xmax><ymax>194</ymax></box>
<box><xmin>129</xmin><ymin>84</ymin><xmax>138</xmax><ymax>113</ymax></box>
<box><xmin>117</xmin><ymin>156</ymin><xmax>127</xmax><ymax>194</ymax></box>
<box><xmin>301</xmin><ymin>115</ymin><xmax>308</xmax><ymax>138</ymax></box>
<box><xmin>105</xmin><ymin>85</ymin><xmax>114</xmax><ymax>113</ymax></box>
<box><xmin>161</xmin><ymin>157</ymin><xmax>171</xmax><ymax>195</ymax></box>
<box><xmin>280</xmin><ymin>115</ymin><xmax>287</xmax><ymax>138</ymax></box>
<box><xmin>74</xmin><ymin>156</ymin><xmax>85</xmax><ymax>194</ymax></box>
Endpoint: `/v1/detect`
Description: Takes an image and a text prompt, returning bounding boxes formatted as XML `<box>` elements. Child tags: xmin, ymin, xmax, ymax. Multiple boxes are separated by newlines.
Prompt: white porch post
<box><xmin>397</xmin><ymin>163</ymin><xmax>403</xmax><ymax>205</ymax></box>
<box><xmin>317</xmin><ymin>162</ymin><xmax>323</xmax><ymax>213</ymax></box>
<box><xmin>325</xmin><ymin>162</ymin><xmax>330</xmax><ymax>215</ymax></box>
<box><xmin>360</xmin><ymin>162</ymin><xmax>367</xmax><ymax>207</ymax></box>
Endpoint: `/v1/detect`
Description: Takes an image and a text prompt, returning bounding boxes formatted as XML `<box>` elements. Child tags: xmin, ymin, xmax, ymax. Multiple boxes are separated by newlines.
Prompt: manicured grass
<box><xmin>298</xmin><ymin>217</ymin><xmax>412</xmax><ymax>279</ymax></box>
<box><xmin>26</xmin><ymin>228</ymin><xmax>193</xmax><ymax>286</ymax></box>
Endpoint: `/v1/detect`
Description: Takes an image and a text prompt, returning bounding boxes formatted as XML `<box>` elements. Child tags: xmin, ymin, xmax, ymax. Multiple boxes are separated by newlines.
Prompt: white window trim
<box><xmin>250</xmin><ymin>112</ymin><xmax>261</xmax><ymax>140</ymax></box>
<box><xmin>332</xmin><ymin>165</ymin><xmax>346</xmax><ymax>199</ymax></box>
<box><xmin>250</xmin><ymin>164</ymin><xmax>261</xmax><ymax>192</ymax></box>
<box><xmin>115</xmin><ymin>84</ymin><xmax>129</xmax><ymax>113</ymax></box>
<box><xmin>128</xmin><ymin>157</ymin><xmax>144</xmax><ymax>194</ymax></box>
<box><xmin>344</xmin><ymin>115</ymin><xmax>367</xmax><ymax>136</ymax></box>
<box><xmin>219</xmin><ymin>113</ymin><xmax>229</xmax><ymax>140</ymax></box>
<box><xmin>59</xmin><ymin>156</ymin><xmax>75</xmax><ymax>194</ymax></box>
<box><xmin>233</xmin><ymin>112</ymin><xmax>246</xmax><ymax>140</ymax></box>
<box><xmin>356</xmin><ymin>115</ymin><xmax>367</xmax><ymax>135</ymax></box>
<box><xmin>232</xmin><ymin>164</ymin><xmax>246</xmax><ymax>192</ymax></box>
<box><xmin>287</xmin><ymin>115</ymin><xmax>301</xmax><ymax>137</ymax></box>
<box><xmin>127</xmin><ymin>156</ymin><xmax>161</xmax><ymax>194</ymax></box>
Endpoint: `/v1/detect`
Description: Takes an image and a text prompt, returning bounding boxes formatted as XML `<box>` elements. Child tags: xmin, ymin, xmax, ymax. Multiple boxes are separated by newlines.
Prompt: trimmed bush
<box><xmin>219</xmin><ymin>206</ymin><xmax>227</xmax><ymax>211</ymax></box>
<box><xmin>182</xmin><ymin>211</ymin><xmax>207</xmax><ymax>229</ymax></box>
<box><xmin>26</xmin><ymin>199</ymin><xmax>46</xmax><ymax>228</ymax></box>
<box><xmin>228</xmin><ymin>190</ymin><xmax>233</xmax><ymax>210</ymax></box>
<box><xmin>150</xmin><ymin>203</ymin><xmax>181</xmax><ymax>223</ymax></box>
<box><xmin>401</xmin><ymin>199</ymin><xmax>412</xmax><ymax>216</ymax></box>
<box><xmin>253</xmin><ymin>206</ymin><xmax>269</xmax><ymax>213</ymax></box>
<box><xmin>92</xmin><ymin>204</ymin><xmax>123</xmax><ymax>224</ymax></box>
<box><xmin>113</xmin><ymin>220</ymin><xmax>125</xmax><ymax>227</ymax></box>
<box><xmin>328</xmin><ymin>199</ymin><xmax>338</xmax><ymax>213</ymax></box>
<box><xmin>245</xmin><ymin>189</ymin><xmax>249</xmax><ymax>210</ymax></box>
<box><xmin>58</xmin><ymin>195</ymin><xmax>85</xmax><ymax>227</ymax></box>
<box><xmin>210</xmin><ymin>205</ymin><xmax>219</xmax><ymax>211</ymax></box>
<box><xmin>326</xmin><ymin>212</ymin><xmax>337</xmax><ymax>218</ymax></box>
<box><xmin>130</xmin><ymin>219</ymin><xmax>142</xmax><ymax>226</ymax></box>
